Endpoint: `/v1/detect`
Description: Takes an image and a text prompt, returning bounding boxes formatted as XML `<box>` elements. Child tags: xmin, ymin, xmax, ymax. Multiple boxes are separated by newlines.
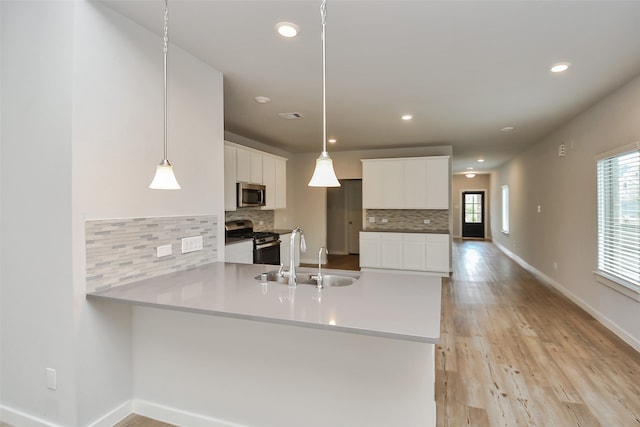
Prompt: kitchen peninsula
<box><xmin>88</xmin><ymin>262</ymin><xmax>442</xmax><ymax>427</ymax></box>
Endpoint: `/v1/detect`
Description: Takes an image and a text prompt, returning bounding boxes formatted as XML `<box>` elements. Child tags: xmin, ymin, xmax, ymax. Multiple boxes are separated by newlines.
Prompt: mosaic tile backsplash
<box><xmin>86</xmin><ymin>215</ymin><xmax>217</xmax><ymax>291</ymax></box>
<box><xmin>225</xmin><ymin>208</ymin><xmax>274</xmax><ymax>232</ymax></box>
<box><xmin>364</xmin><ymin>209</ymin><xmax>449</xmax><ymax>232</ymax></box>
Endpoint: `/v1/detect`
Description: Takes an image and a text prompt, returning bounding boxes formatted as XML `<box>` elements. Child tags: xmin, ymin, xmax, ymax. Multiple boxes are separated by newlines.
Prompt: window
<box><xmin>596</xmin><ymin>143</ymin><xmax>640</xmax><ymax>298</ymax></box>
<box><xmin>501</xmin><ymin>185</ymin><xmax>509</xmax><ymax>234</ymax></box>
<box><xmin>465</xmin><ymin>193</ymin><xmax>483</xmax><ymax>223</ymax></box>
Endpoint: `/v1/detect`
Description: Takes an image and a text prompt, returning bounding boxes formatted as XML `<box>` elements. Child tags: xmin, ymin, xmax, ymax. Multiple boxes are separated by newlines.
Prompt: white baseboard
<box><xmin>1</xmin><ymin>404</ymin><xmax>66</xmax><ymax>427</ymax></box>
<box><xmin>87</xmin><ymin>400</ymin><xmax>132</xmax><ymax>427</ymax></box>
<box><xmin>133</xmin><ymin>399</ymin><xmax>247</xmax><ymax>427</ymax></box>
<box><xmin>2</xmin><ymin>401</ymin><xmax>132</xmax><ymax>427</ymax></box>
<box><xmin>493</xmin><ymin>241</ymin><xmax>640</xmax><ymax>353</ymax></box>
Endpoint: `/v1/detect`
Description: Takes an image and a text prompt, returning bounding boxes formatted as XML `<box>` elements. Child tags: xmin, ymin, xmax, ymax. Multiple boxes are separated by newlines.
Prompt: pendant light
<box><xmin>308</xmin><ymin>0</ymin><xmax>340</xmax><ymax>187</ymax></box>
<box><xmin>150</xmin><ymin>0</ymin><xmax>181</xmax><ymax>190</ymax></box>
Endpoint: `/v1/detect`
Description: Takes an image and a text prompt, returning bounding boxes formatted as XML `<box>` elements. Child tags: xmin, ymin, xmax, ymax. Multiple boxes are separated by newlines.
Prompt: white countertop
<box><xmin>87</xmin><ymin>262</ymin><xmax>442</xmax><ymax>343</ymax></box>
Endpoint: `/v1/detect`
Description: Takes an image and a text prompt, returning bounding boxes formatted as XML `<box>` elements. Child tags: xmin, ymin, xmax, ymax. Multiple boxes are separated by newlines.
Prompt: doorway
<box><xmin>462</xmin><ymin>191</ymin><xmax>485</xmax><ymax>239</ymax></box>
<box><xmin>327</xmin><ymin>179</ymin><xmax>362</xmax><ymax>255</ymax></box>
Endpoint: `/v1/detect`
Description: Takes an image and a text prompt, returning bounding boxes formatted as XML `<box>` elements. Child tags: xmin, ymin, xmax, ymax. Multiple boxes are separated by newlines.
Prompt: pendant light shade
<box><xmin>150</xmin><ymin>159</ymin><xmax>181</xmax><ymax>189</ymax></box>
<box><xmin>309</xmin><ymin>151</ymin><xmax>340</xmax><ymax>187</ymax></box>
<box><xmin>150</xmin><ymin>0</ymin><xmax>180</xmax><ymax>190</ymax></box>
<box><xmin>308</xmin><ymin>0</ymin><xmax>340</xmax><ymax>188</ymax></box>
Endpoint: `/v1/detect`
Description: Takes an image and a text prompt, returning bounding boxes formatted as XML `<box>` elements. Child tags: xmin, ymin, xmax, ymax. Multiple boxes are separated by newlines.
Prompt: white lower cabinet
<box><xmin>225</xmin><ymin>240</ymin><xmax>253</xmax><ymax>264</ymax></box>
<box><xmin>359</xmin><ymin>232</ymin><xmax>449</xmax><ymax>275</ymax></box>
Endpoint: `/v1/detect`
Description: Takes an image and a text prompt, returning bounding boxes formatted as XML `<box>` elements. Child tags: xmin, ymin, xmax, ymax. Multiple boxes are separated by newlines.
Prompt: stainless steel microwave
<box><xmin>237</xmin><ymin>182</ymin><xmax>266</xmax><ymax>207</ymax></box>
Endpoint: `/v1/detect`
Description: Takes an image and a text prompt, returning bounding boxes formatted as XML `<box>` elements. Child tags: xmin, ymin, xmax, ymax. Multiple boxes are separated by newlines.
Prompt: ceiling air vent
<box><xmin>278</xmin><ymin>112</ymin><xmax>304</xmax><ymax>120</ymax></box>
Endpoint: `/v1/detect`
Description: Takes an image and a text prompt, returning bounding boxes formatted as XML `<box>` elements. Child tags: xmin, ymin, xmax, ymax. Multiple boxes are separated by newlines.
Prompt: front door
<box><xmin>462</xmin><ymin>191</ymin><xmax>485</xmax><ymax>239</ymax></box>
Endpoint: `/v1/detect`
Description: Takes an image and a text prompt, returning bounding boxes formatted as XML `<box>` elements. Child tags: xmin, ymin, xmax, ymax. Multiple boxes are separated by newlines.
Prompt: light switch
<box><xmin>369</xmin><ymin>217</ymin><xmax>376</xmax><ymax>223</ymax></box>
<box><xmin>182</xmin><ymin>236</ymin><xmax>203</xmax><ymax>254</ymax></box>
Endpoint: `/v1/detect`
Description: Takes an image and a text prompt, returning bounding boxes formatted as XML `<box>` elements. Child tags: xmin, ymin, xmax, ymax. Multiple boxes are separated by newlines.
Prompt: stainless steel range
<box><xmin>225</xmin><ymin>220</ymin><xmax>281</xmax><ymax>265</ymax></box>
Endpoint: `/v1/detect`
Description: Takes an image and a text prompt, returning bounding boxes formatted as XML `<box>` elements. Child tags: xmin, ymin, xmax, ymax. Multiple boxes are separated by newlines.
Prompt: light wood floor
<box><xmin>437</xmin><ymin>239</ymin><xmax>640</xmax><ymax>426</ymax></box>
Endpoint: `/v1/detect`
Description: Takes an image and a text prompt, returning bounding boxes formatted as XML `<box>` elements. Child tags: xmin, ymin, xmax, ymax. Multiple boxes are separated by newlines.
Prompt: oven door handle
<box><xmin>255</xmin><ymin>240</ymin><xmax>281</xmax><ymax>250</ymax></box>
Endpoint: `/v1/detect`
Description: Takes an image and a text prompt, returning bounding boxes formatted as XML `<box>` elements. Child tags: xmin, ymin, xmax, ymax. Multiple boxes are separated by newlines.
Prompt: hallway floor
<box><xmin>437</xmin><ymin>239</ymin><xmax>640</xmax><ymax>426</ymax></box>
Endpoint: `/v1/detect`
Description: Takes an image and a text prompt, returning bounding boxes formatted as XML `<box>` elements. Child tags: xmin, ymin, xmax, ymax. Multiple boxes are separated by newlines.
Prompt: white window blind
<box><xmin>596</xmin><ymin>144</ymin><xmax>640</xmax><ymax>292</ymax></box>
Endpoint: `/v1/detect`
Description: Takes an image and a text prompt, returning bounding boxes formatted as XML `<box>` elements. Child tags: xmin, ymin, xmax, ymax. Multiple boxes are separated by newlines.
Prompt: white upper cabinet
<box><xmin>250</xmin><ymin>152</ymin><xmax>263</xmax><ymax>184</ymax></box>
<box><xmin>425</xmin><ymin>157</ymin><xmax>449</xmax><ymax>209</ymax></box>
<box><xmin>236</xmin><ymin>147</ymin><xmax>251</xmax><ymax>183</ymax></box>
<box><xmin>274</xmin><ymin>157</ymin><xmax>287</xmax><ymax>209</ymax></box>
<box><xmin>224</xmin><ymin>141</ymin><xmax>287</xmax><ymax>211</ymax></box>
<box><xmin>362</xmin><ymin>156</ymin><xmax>450</xmax><ymax>209</ymax></box>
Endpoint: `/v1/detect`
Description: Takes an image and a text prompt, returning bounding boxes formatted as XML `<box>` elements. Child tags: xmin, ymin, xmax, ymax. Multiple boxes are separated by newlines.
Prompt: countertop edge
<box><xmin>87</xmin><ymin>292</ymin><xmax>438</xmax><ymax>344</ymax></box>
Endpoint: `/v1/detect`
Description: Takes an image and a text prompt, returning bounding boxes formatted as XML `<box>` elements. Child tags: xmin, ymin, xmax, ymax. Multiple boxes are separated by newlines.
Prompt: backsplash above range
<box><xmin>364</xmin><ymin>209</ymin><xmax>449</xmax><ymax>232</ymax></box>
<box><xmin>85</xmin><ymin>215</ymin><xmax>217</xmax><ymax>292</ymax></box>
<box><xmin>225</xmin><ymin>208</ymin><xmax>274</xmax><ymax>232</ymax></box>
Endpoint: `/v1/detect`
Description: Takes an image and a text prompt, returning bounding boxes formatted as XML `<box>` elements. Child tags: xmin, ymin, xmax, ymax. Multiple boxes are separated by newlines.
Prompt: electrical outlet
<box><xmin>157</xmin><ymin>244</ymin><xmax>172</xmax><ymax>258</ymax></box>
<box><xmin>423</xmin><ymin>219</ymin><xmax>431</xmax><ymax>224</ymax></box>
<box><xmin>553</xmin><ymin>262</ymin><xmax>558</xmax><ymax>271</ymax></box>
<box><xmin>537</xmin><ymin>205</ymin><xmax>542</xmax><ymax>213</ymax></box>
<box><xmin>381</xmin><ymin>218</ymin><xmax>388</xmax><ymax>224</ymax></box>
<box><xmin>46</xmin><ymin>368</ymin><xmax>56</xmax><ymax>391</ymax></box>
<box><xmin>369</xmin><ymin>217</ymin><xmax>376</xmax><ymax>223</ymax></box>
<box><xmin>181</xmin><ymin>236</ymin><xmax>203</xmax><ymax>254</ymax></box>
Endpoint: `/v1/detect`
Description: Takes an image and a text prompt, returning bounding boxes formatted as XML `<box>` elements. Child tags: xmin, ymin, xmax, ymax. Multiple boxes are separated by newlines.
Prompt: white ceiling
<box><xmin>102</xmin><ymin>0</ymin><xmax>640</xmax><ymax>173</ymax></box>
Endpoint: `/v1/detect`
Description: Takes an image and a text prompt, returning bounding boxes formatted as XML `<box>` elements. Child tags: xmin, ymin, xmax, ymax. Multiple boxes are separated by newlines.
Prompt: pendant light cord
<box><xmin>321</xmin><ymin>0</ymin><xmax>327</xmax><ymax>154</ymax></box>
<box><xmin>163</xmin><ymin>0</ymin><xmax>169</xmax><ymax>162</ymax></box>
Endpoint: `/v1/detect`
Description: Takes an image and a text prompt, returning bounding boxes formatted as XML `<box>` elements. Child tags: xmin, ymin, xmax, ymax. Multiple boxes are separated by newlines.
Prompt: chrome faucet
<box><xmin>315</xmin><ymin>246</ymin><xmax>328</xmax><ymax>289</ymax></box>
<box><xmin>285</xmin><ymin>227</ymin><xmax>306</xmax><ymax>286</ymax></box>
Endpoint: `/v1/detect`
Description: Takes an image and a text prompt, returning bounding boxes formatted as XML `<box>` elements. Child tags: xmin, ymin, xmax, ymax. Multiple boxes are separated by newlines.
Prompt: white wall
<box><xmin>1</xmin><ymin>2</ymin><xmax>78</xmax><ymax>424</ymax></box>
<box><xmin>491</xmin><ymin>73</ymin><xmax>640</xmax><ymax>351</ymax></box>
<box><xmin>1</xmin><ymin>1</ymin><xmax>225</xmax><ymax>425</ymax></box>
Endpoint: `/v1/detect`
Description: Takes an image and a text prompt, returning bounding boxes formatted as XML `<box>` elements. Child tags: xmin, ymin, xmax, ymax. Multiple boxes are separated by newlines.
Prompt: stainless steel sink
<box><xmin>255</xmin><ymin>271</ymin><xmax>313</xmax><ymax>285</ymax></box>
<box><xmin>304</xmin><ymin>275</ymin><xmax>356</xmax><ymax>287</ymax></box>
<box><xmin>255</xmin><ymin>270</ymin><xmax>359</xmax><ymax>287</ymax></box>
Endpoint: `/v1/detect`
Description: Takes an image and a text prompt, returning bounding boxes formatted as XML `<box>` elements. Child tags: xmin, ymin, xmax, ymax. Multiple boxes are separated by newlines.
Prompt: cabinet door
<box><xmin>250</xmin><ymin>152</ymin><xmax>263</xmax><ymax>184</ymax></box>
<box><xmin>403</xmin><ymin>234</ymin><xmax>426</xmax><ymax>271</ymax></box>
<box><xmin>425</xmin><ymin>157</ymin><xmax>449</xmax><ymax>209</ymax></box>
<box><xmin>382</xmin><ymin>160</ymin><xmax>405</xmax><ymax>208</ymax></box>
<box><xmin>224</xmin><ymin>145</ymin><xmax>237</xmax><ymax>211</ymax></box>
<box><xmin>359</xmin><ymin>232</ymin><xmax>381</xmax><ymax>268</ymax></box>
<box><xmin>404</xmin><ymin>158</ymin><xmax>428</xmax><ymax>209</ymax></box>
<box><xmin>275</xmin><ymin>158</ymin><xmax>287</xmax><ymax>209</ymax></box>
<box><xmin>262</xmin><ymin>156</ymin><xmax>276</xmax><ymax>210</ymax></box>
<box><xmin>380</xmin><ymin>233</ymin><xmax>403</xmax><ymax>269</ymax></box>
<box><xmin>236</xmin><ymin>147</ymin><xmax>251</xmax><ymax>183</ymax></box>
<box><xmin>425</xmin><ymin>234</ymin><xmax>450</xmax><ymax>272</ymax></box>
<box><xmin>362</xmin><ymin>161</ymin><xmax>383</xmax><ymax>209</ymax></box>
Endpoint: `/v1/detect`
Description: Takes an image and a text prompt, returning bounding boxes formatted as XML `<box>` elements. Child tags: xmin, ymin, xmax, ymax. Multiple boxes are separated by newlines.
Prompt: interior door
<box><xmin>348</xmin><ymin>180</ymin><xmax>362</xmax><ymax>254</ymax></box>
<box><xmin>462</xmin><ymin>191</ymin><xmax>485</xmax><ymax>239</ymax></box>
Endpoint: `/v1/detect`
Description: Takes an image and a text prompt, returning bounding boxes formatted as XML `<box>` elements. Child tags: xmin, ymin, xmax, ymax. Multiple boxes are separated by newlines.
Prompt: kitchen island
<box><xmin>88</xmin><ymin>262</ymin><xmax>441</xmax><ymax>427</ymax></box>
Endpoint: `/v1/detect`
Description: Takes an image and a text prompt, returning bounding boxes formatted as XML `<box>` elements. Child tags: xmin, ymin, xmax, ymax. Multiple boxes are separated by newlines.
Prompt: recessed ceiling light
<box><xmin>465</xmin><ymin>173</ymin><xmax>476</xmax><ymax>179</ymax></box>
<box><xmin>477</xmin><ymin>158</ymin><xmax>485</xmax><ymax>163</ymax></box>
<box><xmin>254</xmin><ymin>96</ymin><xmax>271</xmax><ymax>104</ymax></box>
<box><xmin>276</xmin><ymin>22</ymin><xmax>300</xmax><ymax>38</ymax></box>
<box><xmin>467</xmin><ymin>166</ymin><xmax>474</xmax><ymax>170</ymax></box>
<box><xmin>501</xmin><ymin>126</ymin><xmax>515</xmax><ymax>132</ymax></box>
<box><xmin>550</xmin><ymin>62</ymin><xmax>570</xmax><ymax>73</ymax></box>
<box><xmin>328</xmin><ymin>138</ymin><xmax>337</xmax><ymax>144</ymax></box>
<box><xmin>401</xmin><ymin>115</ymin><xmax>413</xmax><ymax>121</ymax></box>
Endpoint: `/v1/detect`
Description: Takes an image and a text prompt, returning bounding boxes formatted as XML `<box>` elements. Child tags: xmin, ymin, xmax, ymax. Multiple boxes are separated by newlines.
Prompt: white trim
<box><xmin>594</xmin><ymin>270</ymin><xmax>640</xmax><ymax>302</ymax></box>
<box><xmin>494</xmin><ymin>241</ymin><xmax>640</xmax><ymax>353</ymax></box>
<box><xmin>133</xmin><ymin>399</ymin><xmax>247</xmax><ymax>427</ymax></box>
<box><xmin>1</xmin><ymin>401</ymin><xmax>133</xmax><ymax>427</ymax></box>
<box><xmin>594</xmin><ymin>140</ymin><xmax>640</xmax><ymax>161</ymax></box>
<box><xmin>87</xmin><ymin>400</ymin><xmax>133</xmax><ymax>427</ymax></box>
<box><xmin>1</xmin><ymin>405</ymin><xmax>67</xmax><ymax>427</ymax></box>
